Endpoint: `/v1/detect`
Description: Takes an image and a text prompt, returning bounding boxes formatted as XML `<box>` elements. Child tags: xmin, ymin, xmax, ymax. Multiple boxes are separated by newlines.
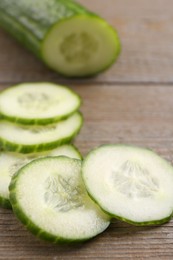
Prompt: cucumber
<box><xmin>0</xmin><ymin>83</ymin><xmax>81</xmax><ymax>125</ymax></box>
<box><xmin>0</xmin><ymin>144</ymin><xmax>82</xmax><ymax>209</ymax></box>
<box><xmin>82</xmin><ymin>145</ymin><xmax>173</xmax><ymax>225</ymax></box>
<box><xmin>9</xmin><ymin>157</ymin><xmax>110</xmax><ymax>242</ymax></box>
<box><xmin>0</xmin><ymin>0</ymin><xmax>121</xmax><ymax>77</ymax></box>
<box><xmin>0</xmin><ymin>112</ymin><xmax>83</xmax><ymax>153</ymax></box>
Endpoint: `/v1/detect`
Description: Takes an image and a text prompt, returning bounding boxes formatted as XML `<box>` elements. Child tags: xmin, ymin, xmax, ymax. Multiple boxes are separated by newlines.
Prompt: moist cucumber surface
<box><xmin>0</xmin><ymin>0</ymin><xmax>121</xmax><ymax>77</ymax></box>
<box><xmin>0</xmin><ymin>112</ymin><xmax>83</xmax><ymax>153</ymax></box>
<box><xmin>9</xmin><ymin>157</ymin><xmax>110</xmax><ymax>242</ymax></box>
<box><xmin>0</xmin><ymin>83</ymin><xmax>81</xmax><ymax>125</ymax></box>
<box><xmin>0</xmin><ymin>145</ymin><xmax>82</xmax><ymax>209</ymax></box>
<box><xmin>82</xmin><ymin>145</ymin><xmax>173</xmax><ymax>225</ymax></box>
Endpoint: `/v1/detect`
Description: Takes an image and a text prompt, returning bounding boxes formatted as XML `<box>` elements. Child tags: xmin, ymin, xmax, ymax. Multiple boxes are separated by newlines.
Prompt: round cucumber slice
<box><xmin>0</xmin><ymin>144</ymin><xmax>82</xmax><ymax>209</ymax></box>
<box><xmin>0</xmin><ymin>83</ymin><xmax>81</xmax><ymax>125</ymax></box>
<box><xmin>82</xmin><ymin>145</ymin><xmax>173</xmax><ymax>225</ymax></box>
<box><xmin>9</xmin><ymin>157</ymin><xmax>110</xmax><ymax>243</ymax></box>
<box><xmin>42</xmin><ymin>15</ymin><xmax>121</xmax><ymax>77</ymax></box>
<box><xmin>0</xmin><ymin>112</ymin><xmax>83</xmax><ymax>153</ymax></box>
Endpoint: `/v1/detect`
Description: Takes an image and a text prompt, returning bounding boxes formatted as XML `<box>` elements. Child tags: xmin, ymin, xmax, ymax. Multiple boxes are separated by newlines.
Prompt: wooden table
<box><xmin>0</xmin><ymin>0</ymin><xmax>173</xmax><ymax>259</ymax></box>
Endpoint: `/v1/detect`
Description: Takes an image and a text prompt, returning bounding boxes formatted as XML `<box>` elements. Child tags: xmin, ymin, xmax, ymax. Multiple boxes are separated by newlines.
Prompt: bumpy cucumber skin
<box><xmin>0</xmin><ymin>0</ymin><xmax>89</xmax><ymax>57</ymax></box>
<box><xmin>0</xmin><ymin>0</ymin><xmax>121</xmax><ymax>77</ymax></box>
<box><xmin>9</xmin><ymin>157</ymin><xmax>108</xmax><ymax>243</ymax></box>
<box><xmin>0</xmin><ymin>83</ymin><xmax>82</xmax><ymax>125</ymax></box>
<box><xmin>82</xmin><ymin>144</ymin><xmax>173</xmax><ymax>226</ymax></box>
<box><xmin>0</xmin><ymin>113</ymin><xmax>83</xmax><ymax>154</ymax></box>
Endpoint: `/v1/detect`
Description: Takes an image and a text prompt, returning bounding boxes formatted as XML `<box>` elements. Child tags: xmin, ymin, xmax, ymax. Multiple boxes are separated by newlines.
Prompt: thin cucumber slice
<box><xmin>82</xmin><ymin>145</ymin><xmax>173</xmax><ymax>225</ymax></box>
<box><xmin>0</xmin><ymin>112</ymin><xmax>83</xmax><ymax>153</ymax></box>
<box><xmin>9</xmin><ymin>157</ymin><xmax>110</xmax><ymax>243</ymax></box>
<box><xmin>42</xmin><ymin>15</ymin><xmax>121</xmax><ymax>77</ymax></box>
<box><xmin>0</xmin><ymin>144</ymin><xmax>82</xmax><ymax>209</ymax></box>
<box><xmin>0</xmin><ymin>83</ymin><xmax>81</xmax><ymax>125</ymax></box>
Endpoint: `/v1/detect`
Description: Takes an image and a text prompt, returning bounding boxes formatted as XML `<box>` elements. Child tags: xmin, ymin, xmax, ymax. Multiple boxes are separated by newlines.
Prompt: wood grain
<box><xmin>0</xmin><ymin>84</ymin><xmax>173</xmax><ymax>259</ymax></box>
<box><xmin>0</xmin><ymin>0</ymin><xmax>173</xmax><ymax>84</ymax></box>
<box><xmin>0</xmin><ymin>0</ymin><xmax>173</xmax><ymax>259</ymax></box>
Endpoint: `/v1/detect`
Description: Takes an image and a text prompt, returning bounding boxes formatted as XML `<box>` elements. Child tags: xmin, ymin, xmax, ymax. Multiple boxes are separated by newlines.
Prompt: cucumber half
<box><xmin>0</xmin><ymin>112</ymin><xmax>83</xmax><ymax>153</ymax></box>
<box><xmin>0</xmin><ymin>83</ymin><xmax>81</xmax><ymax>125</ymax></box>
<box><xmin>42</xmin><ymin>15</ymin><xmax>121</xmax><ymax>77</ymax></box>
<box><xmin>0</xmin><ymin>144</ymin><xmax>82</xmax><ymax>209</ymax></box>
<box><xmin>0</xmin><ymin>0</ymin><xmax>121</xmax><ymax>77</ymax></box>
<box><xmin>9</xmin><ymin>157</ymin><xmax>110</xmax><ymax>243</ymax></box>
<box><xmin>82</xmin><ymin>145</ymin><xmax>173</xmax><ymax>225</ymax></box>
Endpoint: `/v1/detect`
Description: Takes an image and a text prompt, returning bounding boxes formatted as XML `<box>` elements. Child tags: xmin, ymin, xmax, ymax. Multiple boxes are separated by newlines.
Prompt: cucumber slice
<box><xmin>0</xmin><ymin>83</ymin><xmax>81</xmax><ymax>125</ymax></box>
<box><xmin>82</xmin><ymin>145</ymin><xmax>173</xmax><ymax>225</ymax></box>
<box><xmin>0</xmin><ymin>112</ymin><xmax>83</xmax><ymax>153</ymax></box>
<box><xmin>0</xmin><ymin>144</ymin><xmax>82</xmax><ymax>209</ymax></box>
<box><xmin>9</xmin><ymin>157</ymin><xmax>110</xmax><ymax>242</ymax></box>
<box><xmin>0</xmin><ymin>0</ymin><xmax>121</xmax><ymax>77</ymax></box>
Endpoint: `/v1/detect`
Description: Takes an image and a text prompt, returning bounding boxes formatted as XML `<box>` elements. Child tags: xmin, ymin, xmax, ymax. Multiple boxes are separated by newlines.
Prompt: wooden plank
<box><xmin>0</xmin><ymin>84</ymin><xmax>173</xmax><ymax>259</ymax></box>
<box><xmin>0</xmin><ymin>0</ymin><xmax>173</xmax><ymax>84</ymax></box>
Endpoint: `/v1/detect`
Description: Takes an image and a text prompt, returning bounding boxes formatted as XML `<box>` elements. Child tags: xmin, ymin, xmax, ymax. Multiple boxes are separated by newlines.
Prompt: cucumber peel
<box><xmin>82</xmin><ymin>145</ymin><xmax>173</xmax><ymax>226</ymax></box>
<box><xmin>0</xmin><ymin>144</ymin><xmax>82</xmax><ymax>209</ymax></box>
<box><xmin>9</xmin><ymin>157</ymin><xmax>110</xmax><ymax>242</ymax></box>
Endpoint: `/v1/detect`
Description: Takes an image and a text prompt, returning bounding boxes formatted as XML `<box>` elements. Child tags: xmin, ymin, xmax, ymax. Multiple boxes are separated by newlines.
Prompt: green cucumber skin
<box><xmin>82</xmin><ymin>144</ymin><xmax>173</xmax><ymax>226</ymax></box>
<box><xmin>0</xmin><ymin>113</ymin><xmax>83</xmax><ymax>154</ymax></box>
<box><xmin>0</xmin><ymin>109</ymin><xmax>80</xmax><ymax>126</ymax></box>
<box><xmin>0</xmin><ymin>195</ymin><xmax>12</xmax><ymax>209</ymax></box>
<box><xmin>0</xmin><ymin>83</ymin><xmax>82</xmax><ymax>125</ymax></box>
<box><xmin>9</xmin><ymin>157</ymin><xmax>104</xmax><ymax>243</ymax></box>
<box><xmin>0</xmin><ymin>0</ymin><xmax>89</xmax><ymax>57</ymax></box>
<box><xmin>0</xmin><ymin>0</ymin><xmax>121</xmax><ymax>77</ymax></box>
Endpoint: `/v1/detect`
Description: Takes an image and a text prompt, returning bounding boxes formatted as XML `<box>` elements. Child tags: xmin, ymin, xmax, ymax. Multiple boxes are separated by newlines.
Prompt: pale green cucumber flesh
<box><xmin>0</xmin><ymin>0</ymin><xmax>120</xmax><ymax>77</ymax></box>
<box><xmin>9</xmin><ymin>157</ymin><xmax>110</xmax><ymax>242</ymax></box>
<box><xmin>42</xmin><ymin>15</ymin><xmax>121</xmax><ymax>77</ymax></box>
<box><xmin>0</xmin><ymin>144</ymin><xmax>82</xmax><ymax>209</ymax></box>
<box><xmin>0</xmin><ymin>83</ymin><xmax>81</xmax><ymax>125</ymax></box>
<box><xmin>82</xmin><ymin>144</ymin><xmax>173</xmax><ymax>225</ymax></box>
<box><xmin>0</xmin><ymin>112</ymin><xmax>83</xmax><ymax>153</ymax></box>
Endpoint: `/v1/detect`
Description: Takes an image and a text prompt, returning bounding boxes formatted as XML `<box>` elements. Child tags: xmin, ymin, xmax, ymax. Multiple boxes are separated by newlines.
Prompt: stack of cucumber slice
<box><xmin>0</xmin><ymin>82</ymin><xmax>111</xmax><ymax>242</ymax></box>
<box><xmin>0</xmin><ymin>82</ymin><xmax>84</xmax><ymax>208</ymax></box>
<box><xmin>1</xmin><ymin>83</ymin><xmax>173</xmax><ymax>243</ymax></box>
<box><xmin>0</xmin><ymin>82</ymin><xmax>83</xmax><ymax>153</ymax></box>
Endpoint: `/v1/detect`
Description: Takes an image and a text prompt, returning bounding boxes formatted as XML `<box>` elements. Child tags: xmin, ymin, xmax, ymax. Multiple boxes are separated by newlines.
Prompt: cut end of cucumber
<box><xmin>10</xmin><ymin>157</ymin><xmax>110</xmax><ymax>242</ymax></box>
<box><xmin>42</xmin><ymin>15</ymin><xmax>121</xmax><ymax>77</ymax></box>
<box><xmin>82</xmin><ymin>145</ymin><xmax>173</xmax><ymax>225</ymax></box>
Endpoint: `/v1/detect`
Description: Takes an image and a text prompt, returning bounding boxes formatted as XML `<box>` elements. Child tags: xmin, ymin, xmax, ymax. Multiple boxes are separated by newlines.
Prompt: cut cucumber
<box><xmin>9</xmin><ymin>157</ymin><xmax>110</xmax><ymax>242</ymax></box>
<box><xmin>0</xmin><ymin>83</ymin><xmax>81</xmax><ymax>125</ymax></box>
<box><xmin>0</xmin><ymin>112</ymin><xmax>83</xmax><ymax>153</ymax></box>
<box><xmin>0</xmin><ymin>144</ymin><xmax>82</xmax><ymax>209</ymax></box>
<box><xmin>82</xmin><ymin>145</ymin><xmax>173</xmax><ymax>225</ymax></box>
<box><xmin>0</xmin><ymin>0</ymin><xmax>121</xmax><ymax>77</ymax></box>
